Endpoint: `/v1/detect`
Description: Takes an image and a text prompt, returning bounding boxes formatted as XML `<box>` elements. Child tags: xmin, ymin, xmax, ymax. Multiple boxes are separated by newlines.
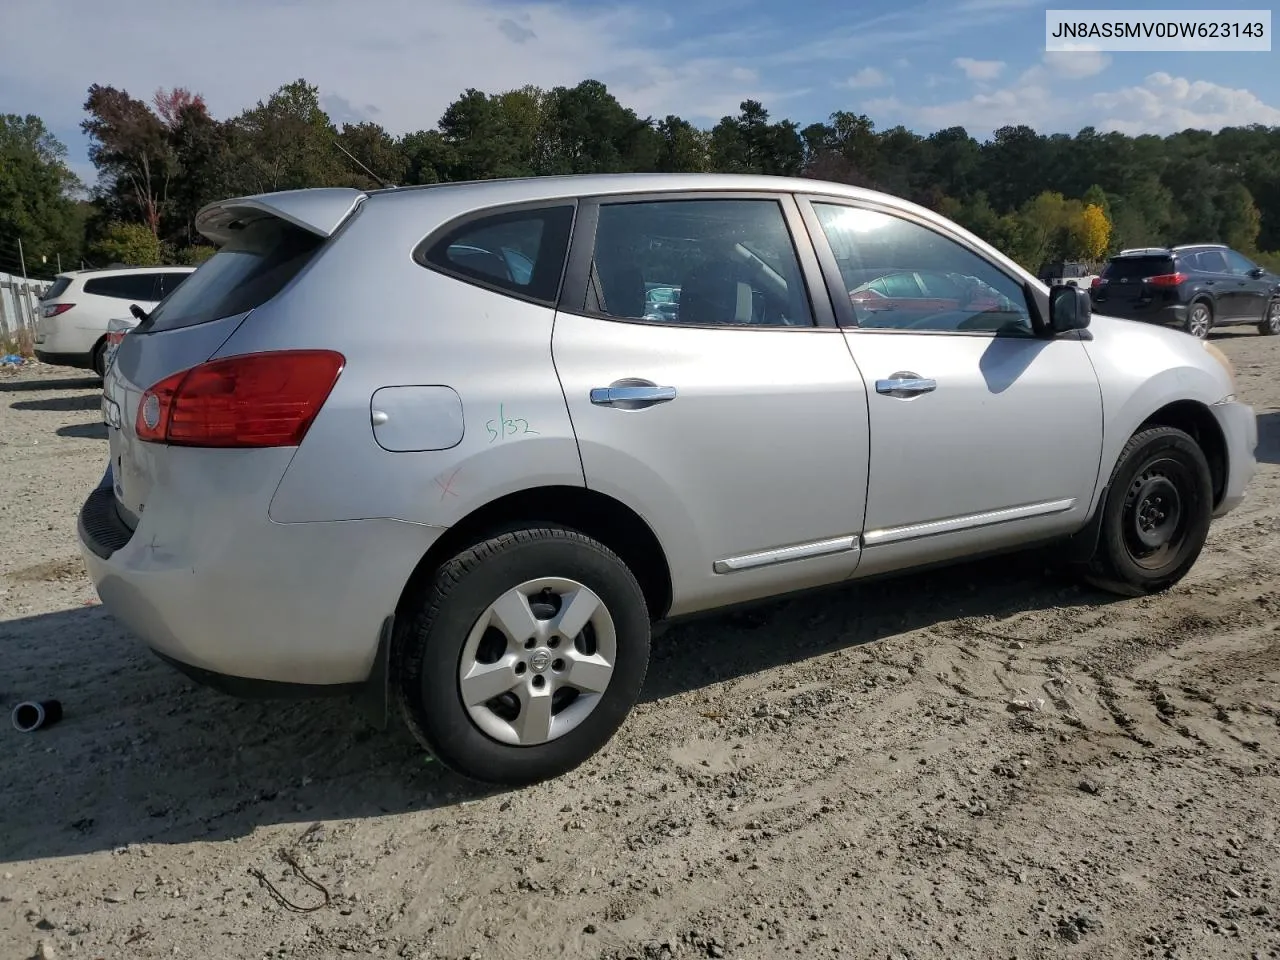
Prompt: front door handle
<box><xmin>876</xmin><ymin>373</ymin><xmax>936</xmax><ymax>398</ymax></box>
<box><xmin>590</xmin><ymin>380</ymin><xmax>677</xmax><ymax>409</ymax></box>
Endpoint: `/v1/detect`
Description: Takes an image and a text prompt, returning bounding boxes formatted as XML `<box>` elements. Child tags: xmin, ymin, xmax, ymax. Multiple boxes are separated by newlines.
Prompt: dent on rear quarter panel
<box><xmin>1084</xmin><ymin>316</ymin><xmax>1233</xmax><ymax>512</ymax></box>
<box><xmin>212</xmin><ymin>192</ymin><xmax>585</xmax><ymax>525</ymax></box>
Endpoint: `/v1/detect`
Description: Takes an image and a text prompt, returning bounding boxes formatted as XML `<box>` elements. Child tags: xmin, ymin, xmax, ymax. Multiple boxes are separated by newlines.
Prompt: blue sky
<box><xmin>2</xmin><ymin>0</ymin><xmax>1277</xmax><ymax>188</ymax></box>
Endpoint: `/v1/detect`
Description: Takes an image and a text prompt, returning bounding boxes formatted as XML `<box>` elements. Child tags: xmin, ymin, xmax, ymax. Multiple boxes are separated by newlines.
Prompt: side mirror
<box><xmin>1249</xmin><ymin>267</ymin><xmax>1265</xmax><ymax>278</ymax></box>
<box><xmin>1047</xmin><ymin>283</ymin><xmax>1091</xmax><ymax>335</ymax></box>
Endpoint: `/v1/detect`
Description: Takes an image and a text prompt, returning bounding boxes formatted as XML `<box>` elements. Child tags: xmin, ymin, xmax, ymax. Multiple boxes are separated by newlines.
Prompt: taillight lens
<box><xmin>1145</xmin><ymin>272</ymin><xmax>1187</xmax><ymax>287</ymax></box>
<box><xmin>135</xmin><ymin>350</ymin><xmax>345</xmax><ymax>447</ymax></box>
<box><xmin>1090</xmin><ymin>277</ymin><xmax>1104</xmax><ymax>289</ymax></box>
<box><xmin>41</xmin><ymin>303</ymin><xmax>74</xmax><ymax>318</ymax></box>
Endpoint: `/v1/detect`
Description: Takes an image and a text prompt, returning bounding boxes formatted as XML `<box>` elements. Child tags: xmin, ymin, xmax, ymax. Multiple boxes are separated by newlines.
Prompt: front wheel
<box><xmin>395</xmin><ymin>527</ymin><xmax>651</xmax><ymax>786</ymax></box>
<box><xmin>1259</xmin><ymin>297</ymin><xmax>1280</xmax><ymax>336</ymax></box>
<box><xmin>1083</xmin><ymin>426</ymin><xmax>1213</xmax><ymax>596</ymax></box>
<box><xmin>1185</xmin><ymin>301</ymin><xmax>1212</xmax><ymax>339</ymax></box>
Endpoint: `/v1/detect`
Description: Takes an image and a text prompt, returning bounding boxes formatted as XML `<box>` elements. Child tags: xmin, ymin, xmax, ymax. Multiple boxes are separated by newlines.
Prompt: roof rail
<box><xmin>1116</xmin><ymin>247</ymin><xmax>1171</xmax><ymax>256</ymax></box>
<box><xmin>1171</xmin><ymin>242</ymin><xmax>1227</xmax><ymax>250</ymax></box>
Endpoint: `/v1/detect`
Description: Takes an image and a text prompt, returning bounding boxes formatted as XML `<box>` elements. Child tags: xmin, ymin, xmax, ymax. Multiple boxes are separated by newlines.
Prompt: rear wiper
<box><xmin>129</xmin><ymin>304</ymin><xmax>149</xmax><ymax>323</ymax></box>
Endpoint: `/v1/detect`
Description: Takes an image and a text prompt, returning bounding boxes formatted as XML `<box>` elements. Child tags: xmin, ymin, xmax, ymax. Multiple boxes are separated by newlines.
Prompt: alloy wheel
<box><xmin>457</xmin><ymin>577</ymin><xmax>617</xmax><ymax>746</ymax></box>
<box><xmin>1187</xmin><ymin>304</ymin><xmax>1211</xmax><ymax>339</ymax></box>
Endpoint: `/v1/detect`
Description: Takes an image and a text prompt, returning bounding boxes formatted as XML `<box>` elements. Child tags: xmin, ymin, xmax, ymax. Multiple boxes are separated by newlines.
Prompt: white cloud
<box><xmin>845</xmin><ymin>67</ymin><xmax>890</xmax><ymax>89</ymax></box>
<box><xmin>0</xmin><ymin>0</ymin><xmax>769</xmax><ymax>142</ymax></box>
<box><xmin>953</xmin><ymin>57</ymin><xmax>1005</xmax><ymax>81</ymax></box>
<box><xmin>912</xmin><ymin>84</ymin><xmax>1053</xmax><ymax>131</ymax></box>
<box><xmin>1041</xmin><ymin>49</ymin><xmax>1111</xmax><ymax>79</ymax></box>
<box><xmin>1094</xmin><ymin>72</ymin><xmax>1280</xmax><ymax>135</ymax></box>
<box><xmin>876</xmin><ymin>69</ymin><xmax>1280</xmax><ymax>139</ymax></box>
<box><xmin>894</xmin><ymin>58</ymin><xmax>911</xmax><ymax>68</ymax></box>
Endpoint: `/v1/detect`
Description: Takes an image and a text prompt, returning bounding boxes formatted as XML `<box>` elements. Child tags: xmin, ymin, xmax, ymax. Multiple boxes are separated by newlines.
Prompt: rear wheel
<box><xmin>1185</xmin><ymin>301</ymin><xmax>1212</xmax><ymax>339</ymax></box>
<box><xmin>1259</xmin><ymin>297</ymin><xmax>1280</xmax><ymax>336</ymax></box>
<box><xmin>395</xmin><ymin>527</ymin><xmax>651</xmax><ymax>786</ymax></box>
<box><xmin>1083</xmin><ymin>426</ymin><xmax>1213</xmax><ymax>596</ymax></box>
<box><xmin>91</xmin><ymin>340</ymin><xmax>108</xmax><ymax>379</ymax></box>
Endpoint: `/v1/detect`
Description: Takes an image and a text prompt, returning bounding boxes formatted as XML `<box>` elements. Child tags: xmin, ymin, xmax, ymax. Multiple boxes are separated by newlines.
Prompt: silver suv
<box><xmin>78</xmin><ymin>175</ymin><xmax>1258</xmax><ymax>786</ymax></box>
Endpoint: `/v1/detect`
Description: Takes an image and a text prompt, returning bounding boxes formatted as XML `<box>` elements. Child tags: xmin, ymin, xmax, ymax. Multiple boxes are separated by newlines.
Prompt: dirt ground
<box><xmin>1</xmin><ymin>334</ymin><xmax>1278</xmax><ymax>960</ymax></box>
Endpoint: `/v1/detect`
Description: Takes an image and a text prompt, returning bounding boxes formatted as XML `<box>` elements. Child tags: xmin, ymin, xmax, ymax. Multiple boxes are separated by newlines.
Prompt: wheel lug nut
<box><xmin>548</xmin><ymin>636</ymin><xmax>560</xmax><ymax>649</ymax></box>
<box><xmin>552</xmin><ymin>658</ymin><xmax>565</xmax><ymax>672</ymax></box>
<box><xmin>532</xmin><ymin>675</ymin><xmax>546</xmax><ymax>689</ymax></box>
<box><xmin>515</xmin><ymin>662</ymin><xmax>527</xmax><ymax>675</ymax></box>
<box><xmin>524</xmin><ymin>638</ymin><xmax>535</xmax><ymax>649</ymax></box>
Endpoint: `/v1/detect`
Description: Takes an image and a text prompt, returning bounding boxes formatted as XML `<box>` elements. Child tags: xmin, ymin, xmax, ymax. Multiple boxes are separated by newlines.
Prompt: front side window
<box><xmin>1225</xmin><ymin>249</ymin><xmax>1259</xmax><ymax>276</ymax></box>
<box><xmin>588</xmin><ymin>199</ymin><xmax>814</xmax><ymax>328</ymax></box>
<box><xmin>419</xmin><ymin>204</ymin><xmax>575</xmax><ymax>304</ymax></box>
<box><xmin>811</xmin><ymin>202</ymin><xmax>1033</xmax><ymax>335</ymax></box>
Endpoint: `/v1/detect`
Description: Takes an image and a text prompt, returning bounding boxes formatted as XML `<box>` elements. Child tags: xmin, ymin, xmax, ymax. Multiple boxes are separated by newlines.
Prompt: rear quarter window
<box><xmin>135</xmin><ymin>218</ymin><xmax>324</xmax><ymax>334</ymax></box>
<box><xmin>416</xmin><ymin>204</ymin><xmax>576</xmax><ymax>305</ymax></box>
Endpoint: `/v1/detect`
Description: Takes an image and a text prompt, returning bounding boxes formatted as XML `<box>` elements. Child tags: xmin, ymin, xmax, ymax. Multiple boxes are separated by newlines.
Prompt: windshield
<box><xmin>136</xmin><ymin>217</ymin><xmax>324</xmax><ymax>334</ymax></box>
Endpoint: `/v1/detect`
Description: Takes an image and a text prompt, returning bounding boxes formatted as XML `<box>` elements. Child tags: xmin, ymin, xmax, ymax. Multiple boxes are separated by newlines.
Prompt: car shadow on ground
<box><xmin>1</xmin><ymin>551</ymin><xmax>1114</xmax><ymax>864</ymax></box>
<box><xmin>1256</xmin><ymin>411</ymin><xmax>1279</xmax><ymax>466</ymax></box>
<box><xmin>0</xmin><ymin>375</ymin><xmax>99</xmax><ymax>393</ymax></box>
<box><xmin>55</xmin><ymin>421</ymin><xmax>108</xmax><ymax>440</ymax></box>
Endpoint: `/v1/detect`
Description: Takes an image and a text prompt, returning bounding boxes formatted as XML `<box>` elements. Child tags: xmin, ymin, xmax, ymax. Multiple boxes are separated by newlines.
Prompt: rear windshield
<box><xmin>135</xmin><ymin>217</ymin><xmax>323</xmax><ymax>334</ymax></box>
<box><xmin>40</xmin><ymin>277</ymin><xmax>72</xmax><ymax>300</ymax></box>
<box><xmin>1102</xmin><ymin>255</ymin><xmax>1175</xmax><ymax>280</ymax></box>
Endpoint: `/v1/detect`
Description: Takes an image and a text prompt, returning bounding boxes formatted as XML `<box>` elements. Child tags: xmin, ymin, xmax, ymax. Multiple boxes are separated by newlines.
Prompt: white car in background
<box><xmin>35</xmin><ymin>265</ymin><xmax>195</xmax><ymax>377</ymax></box>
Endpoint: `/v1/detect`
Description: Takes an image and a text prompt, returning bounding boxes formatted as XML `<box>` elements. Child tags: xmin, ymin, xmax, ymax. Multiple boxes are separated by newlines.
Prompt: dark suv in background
<box><xmin>1090</xmin><ymin>243</ymin><xmax>1280</xmax><ymax>339</ymax></box>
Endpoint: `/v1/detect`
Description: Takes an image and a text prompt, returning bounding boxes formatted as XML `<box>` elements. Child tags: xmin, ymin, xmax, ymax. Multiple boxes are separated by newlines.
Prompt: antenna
<box><xmin>332</xmin><ymin>138</ymin><xmax>396</xmax><ymax>189</ymax></box>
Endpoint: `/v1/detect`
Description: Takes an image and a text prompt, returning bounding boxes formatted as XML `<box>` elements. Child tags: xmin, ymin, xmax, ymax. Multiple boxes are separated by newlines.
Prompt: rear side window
<box><xmin>85</xmin><ymin>273</ymin><xmax>158</xmax><ymax>301</ymax></box>
<box><xmin>417</xmin><ymin>204</ymin><xmax>575</xmax><ymax>304</ymax></box>
<box><xmin>40</xmin><ymin>277</ymin><xmax>72</xmax><ymax>300</ymax></box>
<box><xmin>1102</xmin><ymin>256</ymin><xmax>1175</xmax><ymax>280</ymax></box>
<box><xmin>1192</xmin><ymin>249</ymin><xmax>1230</xmax><ymax>273</ymax></box>
<box><xmin>136</xmin><ymin>218</ymin><xmax>324</xmax><ymax>334</ymax></box>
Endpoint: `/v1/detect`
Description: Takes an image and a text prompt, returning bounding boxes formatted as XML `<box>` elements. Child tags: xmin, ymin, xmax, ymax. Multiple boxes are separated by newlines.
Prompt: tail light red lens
<box><xmin>1090</xmin><ymin>277</ymin><xmax>1104</xmax><ymax>289</ymax></box>
<box><xmin>135</xmin><ymin>350</ymin><xmax>345</xmax><ymax>447</ymax></box>
<box><xmin>41</xmin><ymin>303</ymin><xmax>75</xmax><ymax>318</ymax></box>
<box><xmin>1144</xmin><ymin>272</ymin><xmax>1187</xmax><ymax>287</ymax></box>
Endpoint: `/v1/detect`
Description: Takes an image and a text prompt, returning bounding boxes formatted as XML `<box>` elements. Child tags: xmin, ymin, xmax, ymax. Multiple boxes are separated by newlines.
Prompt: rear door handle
<box><xmin>590</xmin><ymin>384</ymin><xmax>677</xmax><ymax>408</ymax></box>
<box><xmin>875</xmin><ymin>374</ymin><xmax>936</xmax><ymax>398</ymax></box>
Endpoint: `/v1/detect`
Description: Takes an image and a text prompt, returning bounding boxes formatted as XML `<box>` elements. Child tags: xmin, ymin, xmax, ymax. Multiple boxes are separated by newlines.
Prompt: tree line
<box><xmin>3</xmin><ymin>77</ymin><xmax>1280</xmax><ymax>280</ymax></box>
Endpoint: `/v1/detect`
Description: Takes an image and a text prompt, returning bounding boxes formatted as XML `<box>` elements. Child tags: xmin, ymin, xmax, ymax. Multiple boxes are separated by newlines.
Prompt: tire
<box><xmin>1083</xmin><ymin>426</ymin><xmax>1213</xmax><ymax>597</ymax></box>
<box><xmin>91</xmin><ymin>340</ymin><xmax>108</xmax><ymax>379</ymax></box>
<box><xmin>1259</xmin><ymin>297</ymin><xmax>1280</xmax><ymax>336</ymax></box>
<box><xmin>394</xmin><ymin>526</ymin><xmax>651</xmax><ymax>786</ymax></box>
<box><xmin>1185</xmin><ymin>300</ymin><xmax>1212</xmax><ymax>339</ymax></box>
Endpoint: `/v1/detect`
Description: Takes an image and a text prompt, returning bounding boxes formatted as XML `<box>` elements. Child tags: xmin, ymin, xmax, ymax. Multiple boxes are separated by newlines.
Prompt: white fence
<box><xmin>0</xmin><ymin>271</ymin><xmax>50</xmax><ymax>344</ymax></box>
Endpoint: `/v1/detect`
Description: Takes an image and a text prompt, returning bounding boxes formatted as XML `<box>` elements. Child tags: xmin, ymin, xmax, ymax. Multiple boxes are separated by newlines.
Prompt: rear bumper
<box><xmin>34</xmin><ymin>348</ymin><xmax>94</xmax><ymax>370</ymax></box>
<box><xmin>1210</xmin><ymin>399</ymin><xmax>1258</xmax><ymax>518</ymax></box>
<box><xmin>1091</xmin><ymin>301</ymin><xmax>1187</xmax><ymax>326</ymax></box>
<box><xmin>77</xmin><ymin>465</ymin><xmax>444</xmax><ymax>687</ymax></box>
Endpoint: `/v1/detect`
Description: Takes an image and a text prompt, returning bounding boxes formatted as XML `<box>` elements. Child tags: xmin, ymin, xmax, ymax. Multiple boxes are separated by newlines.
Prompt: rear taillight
<box><xmin>41</xmin><ymin>303</ymin><xmax>74</xmax><ymax>318</ymax></box>
<box><xmin>1144</xmin><ymin>272</ymin><xmax>1187</xmax><ymax>287</ymax></box>
<box><xmin>1090</xmin><ymin>277</ymin><xmax>1104</xmax><ymax>289</ymax></box>
<box><xmin>135</xmin><ymin>350</ymin><xmax>345</xmax><ymax>447</ymax></box>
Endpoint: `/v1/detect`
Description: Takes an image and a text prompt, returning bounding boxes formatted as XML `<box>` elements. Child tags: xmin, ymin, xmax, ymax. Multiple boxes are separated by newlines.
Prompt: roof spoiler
<box><xmin>195</xmin><ymin>187</ymin><xmax>366</xmax><ymax>246</ymax></box>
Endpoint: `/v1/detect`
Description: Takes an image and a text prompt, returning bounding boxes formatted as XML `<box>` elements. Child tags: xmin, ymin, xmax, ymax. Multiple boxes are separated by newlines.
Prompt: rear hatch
<box><xmin>1092</xmin><ymin>254</ymin><xmax>1178</xmax><ymax>316</ymax></box>
<box><xmin>102</xmin><ymin>188</ymin><xmax>364</xmax><ymax>530</ymax></box>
